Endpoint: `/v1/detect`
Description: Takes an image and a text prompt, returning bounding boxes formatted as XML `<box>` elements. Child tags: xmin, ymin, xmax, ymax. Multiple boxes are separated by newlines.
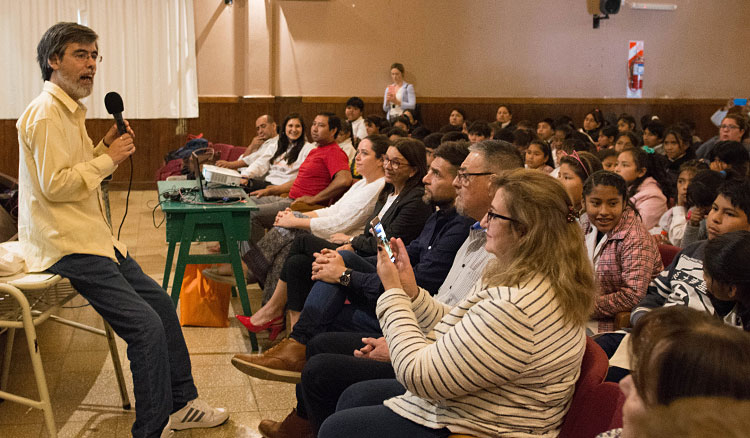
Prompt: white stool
<box><xmin>0</xmin><ymin>272</ymin><xmax>131</xmax><ymax>438</ymax></box>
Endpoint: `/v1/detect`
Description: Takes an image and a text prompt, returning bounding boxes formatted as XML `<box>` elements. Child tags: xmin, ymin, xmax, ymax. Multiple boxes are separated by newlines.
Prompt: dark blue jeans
<box><xmin>318</xmin><ymin>379</ymin><xmax>452</xmax><ymax>438</ymax></box>
<box><xmin>48</xmin><ymin>250</ymin><xmax>198</xmax><ymax>438</ymax></box>
<box><xmin>290</xmin><ymin>251</ymin><xmax>381</xmax><ymax>345</ymax></box>
<box><xmin>296</xmin><ymin>332</ymin><xmax>393</xmax><ymax>432</ymax></box>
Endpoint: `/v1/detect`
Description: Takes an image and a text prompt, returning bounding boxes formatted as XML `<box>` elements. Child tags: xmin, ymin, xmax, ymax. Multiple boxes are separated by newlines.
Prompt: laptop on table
<box><xmin>191</xmin><ymin>153</ymin><xmax>246</xmax><ymax>202</ymax></box>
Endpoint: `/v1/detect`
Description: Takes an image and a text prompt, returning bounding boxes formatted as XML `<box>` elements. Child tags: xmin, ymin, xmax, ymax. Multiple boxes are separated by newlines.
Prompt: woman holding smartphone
<box><xmin>239</xmin><ymin>138</ymin><xmax>431</xmax><ymax>336</ymax></box>
<box><xmin>319</xmin><ymin>169</ymin><xmax>597</xmax><ymax>437</ymax></box>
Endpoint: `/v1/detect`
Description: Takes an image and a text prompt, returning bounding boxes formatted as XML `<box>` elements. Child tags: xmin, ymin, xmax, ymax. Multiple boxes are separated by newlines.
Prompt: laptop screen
<box><xmin>192</xmin><ymin>151</ymin><xmax>208</xmax><ymax>200</ymax></box>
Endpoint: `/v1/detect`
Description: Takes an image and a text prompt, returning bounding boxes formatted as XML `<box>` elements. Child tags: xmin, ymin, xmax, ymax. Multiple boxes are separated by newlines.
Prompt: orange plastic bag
<box><xmin>179</xmin><ymin>264</ymin><xmax>231</xmax><ymax>327</ymax></box>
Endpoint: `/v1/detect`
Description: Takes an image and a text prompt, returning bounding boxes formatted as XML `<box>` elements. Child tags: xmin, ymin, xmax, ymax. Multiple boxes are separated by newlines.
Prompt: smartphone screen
<box><xmin>370</xmin><ymin>218</ymin><xmax>395</xmax><ymax>262</ymax></box>
<box><xmin>733</xmin><ymin>98</ymin><xmax>748</xmax><ymax>107</ymax></box>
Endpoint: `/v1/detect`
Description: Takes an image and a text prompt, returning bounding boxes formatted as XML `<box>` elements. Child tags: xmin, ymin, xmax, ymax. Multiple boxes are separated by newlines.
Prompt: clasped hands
<box><xmin>311</xmin><ymin>248</ymin><xmax>347</xmax><ymax>283</ymax></box>
<box><xmin>273</xmin><ymin>208</ymin><xmax>301</xmax><ymax>228</ymax></box>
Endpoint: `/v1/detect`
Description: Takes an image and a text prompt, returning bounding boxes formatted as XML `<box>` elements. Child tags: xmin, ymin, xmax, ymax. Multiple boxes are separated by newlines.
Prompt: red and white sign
<box><xmin>627</xmin><ymin>40</ymin><xmax>644</xmax><ymax>98</ymax></box>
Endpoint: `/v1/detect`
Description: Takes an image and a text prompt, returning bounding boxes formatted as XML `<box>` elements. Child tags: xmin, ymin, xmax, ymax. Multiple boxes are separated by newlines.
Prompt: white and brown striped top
<box><xmin>377</xmin><ymin>275</ymin><xmax>586</xmax><ymax>438</ymax></box>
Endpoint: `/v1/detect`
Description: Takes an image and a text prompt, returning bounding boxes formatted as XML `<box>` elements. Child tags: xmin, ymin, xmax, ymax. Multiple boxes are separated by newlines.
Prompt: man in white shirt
<box><xmin>215</xmin><ymin>114</ymin><xmax>278</xmax><ymax>170</ymax></box>
<box><xmin>346</xmin><ymin>97</ymin><xmax>368</xmax><ymax>141</ymax></box>
<box><xmin>17</xmin><ymin>22</ymin><xmax>227</xmax><ymax>438</ymax></box>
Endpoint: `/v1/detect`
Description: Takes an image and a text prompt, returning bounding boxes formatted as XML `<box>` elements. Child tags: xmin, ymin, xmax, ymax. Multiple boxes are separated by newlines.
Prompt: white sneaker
<box><xmin>160</xmin><ymin>418</ymin><xmax>174</xmax><ymax>438</ymax></box>
<box><xmin>170</xmin><ymin>398</ymin><xmax>229</xmax><ymax>430</ymax></box>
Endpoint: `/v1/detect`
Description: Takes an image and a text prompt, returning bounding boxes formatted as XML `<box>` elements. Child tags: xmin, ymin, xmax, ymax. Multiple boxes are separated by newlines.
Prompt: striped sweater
<box><xmin>377</xmin><ymin>275</ymin><xmax>586</xmax><ymax>437</ymax></box>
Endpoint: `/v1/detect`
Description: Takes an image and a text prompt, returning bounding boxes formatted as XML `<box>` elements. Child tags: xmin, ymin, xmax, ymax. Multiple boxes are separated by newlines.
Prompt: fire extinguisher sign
<box><xmin>627</xmin><ymin>40</ymin><xmax>644</xmax><ymax>98</ymax></box>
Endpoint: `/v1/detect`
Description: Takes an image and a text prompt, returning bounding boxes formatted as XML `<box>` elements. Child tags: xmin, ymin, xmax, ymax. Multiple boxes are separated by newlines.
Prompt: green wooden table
<box><xmin>157</xmin><ymin>180</ymin><xmax>259</xmax><ymax>350</ymax></box>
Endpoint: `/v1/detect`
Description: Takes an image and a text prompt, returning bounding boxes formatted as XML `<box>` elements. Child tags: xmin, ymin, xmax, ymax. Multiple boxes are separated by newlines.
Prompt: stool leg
<box><xmin>103</xmin><ymin>321</ymin><xmax>131</xmax><ymax>410</ymax></box>
<box><xmin>21</xmin><ymin>318</ymin><xmax>56</xmax><ymax>437</ymax></box>
<box><xmin>0</xmin><ymin>328</ymin><xmax>16</xmax><ymax>394</ymax></box>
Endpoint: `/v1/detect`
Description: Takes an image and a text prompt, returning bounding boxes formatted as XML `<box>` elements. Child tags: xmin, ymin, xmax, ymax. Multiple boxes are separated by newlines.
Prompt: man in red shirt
<box><xmin>249</xmin><ymin>112</ymin><xmax>352</xmax><ymax>243</ymax></box>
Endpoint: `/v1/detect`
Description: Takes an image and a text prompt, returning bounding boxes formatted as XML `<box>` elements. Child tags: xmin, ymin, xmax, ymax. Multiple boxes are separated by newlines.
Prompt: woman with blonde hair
<box><xmin>318</xmin><ymin>169</ymin><xmax>597</xmax><ymax>438</ymax></box>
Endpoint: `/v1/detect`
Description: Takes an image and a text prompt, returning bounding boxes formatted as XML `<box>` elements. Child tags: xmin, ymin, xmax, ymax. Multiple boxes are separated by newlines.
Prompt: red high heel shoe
<box><xmin>236</xmin><ymin>315</ymin><xmax>285</xmax><ymax>341</ymax></box>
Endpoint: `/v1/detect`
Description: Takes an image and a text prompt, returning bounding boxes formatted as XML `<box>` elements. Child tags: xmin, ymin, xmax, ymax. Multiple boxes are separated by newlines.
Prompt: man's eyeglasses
<box><xmin>456</xmin><ymin>171</ymin><xmax>492</xmax><ymax>185</ymax></box>
<box><xmin>486</xmin><ymin>210</ymin><xmax>518</xmax><ymax>224</ymax></box>
<box><xmin>719</xmin><ymin>124</ymin><xmax>740</xmax><ymax>130</ymax></box>
<box><xmin>71</xmin><ymin>50</ymin><xmax>102</xmax><ymax>63</ymax></box>
<box><xmin>383</xmin><ymin>158</ymin><xmax>410</xmax><ymax>170</ymax></box>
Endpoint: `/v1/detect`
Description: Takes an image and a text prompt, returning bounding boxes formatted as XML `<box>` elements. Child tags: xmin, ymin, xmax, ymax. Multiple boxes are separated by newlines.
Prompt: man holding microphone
<box><xmin>16</xmin><ymin>22</ymin><xmax>227</xmax><ymax>438</ymax></box>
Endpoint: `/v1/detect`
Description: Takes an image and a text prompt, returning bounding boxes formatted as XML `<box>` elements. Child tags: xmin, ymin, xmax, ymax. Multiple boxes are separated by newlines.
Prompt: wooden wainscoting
<box><xmin>0</xmin><ymin>96</ymin><xmax>725</xmax><ymax>189</ymax></box>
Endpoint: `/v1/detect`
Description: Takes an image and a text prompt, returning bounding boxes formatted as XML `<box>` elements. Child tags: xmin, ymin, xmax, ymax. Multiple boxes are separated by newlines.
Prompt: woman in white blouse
<box><xmin>319</xmin><ymin>169</ymin><xmax>597</xmax><ymax>438</ymax></box>
<box><xmin>233</xmin><ymin>135</ymin><xmax>389</xmax><ymax>336</ymax></box>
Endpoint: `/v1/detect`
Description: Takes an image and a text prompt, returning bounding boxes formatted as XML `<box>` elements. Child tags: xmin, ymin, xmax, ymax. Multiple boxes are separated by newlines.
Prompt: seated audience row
<box><xmin>206</xmin><ymin>99</ymin><xmax>750</xmax><ymax>437</ymax></box>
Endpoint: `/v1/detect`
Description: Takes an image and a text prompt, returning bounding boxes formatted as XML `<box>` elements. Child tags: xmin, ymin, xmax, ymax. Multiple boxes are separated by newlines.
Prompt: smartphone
<box><xmin>370</xmin><ymin>217</ymin><xmax>395</xmax><ymax>262</ymax></box>
<box><xmin>734</xmin><ymin>98</ymin><xmax>748</xmax><ymax>107</ymax></box>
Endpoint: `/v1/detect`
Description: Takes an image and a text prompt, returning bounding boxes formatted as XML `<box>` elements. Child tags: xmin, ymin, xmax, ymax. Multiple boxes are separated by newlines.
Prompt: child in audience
<box><xmin>598</xmin><ymin>148</ymin><xmax>619</xmax><ymax>171</ymax></box>
<box><xmin>524</xmin><ymin>138</ymin><xmax>554</xmax><ymax>173</ymax></box>
<box><xmin>598</xmin><ymin>125</ymin><xmax>619</xmax><ymax>150</ymax></box>
<box><xmin>596</xmin><ymin>306</ymin><xmax>750</xmax><ymax>438</ymax></box>
<box><xmin>536</xmin><ymin>118</ymin><xmax>555</xmax><ymax>144</ymax></box>
<box><xmin>364</xmin><ymin>115</ymin><xmax>388</xmax><ymax>136</ymax></box>
<box><xmin>642</xmin><ymin>120</ymin><xmax>666</xmax><ymax>155</ymax></box>
<box><xmin>652</xmin><ymin>160</ymin><xmax>708</xmax><ymax>247</ymax></box>
<box><xmin>682</xmin><ymin>171</ymin><xmax>736</xmax><ymax>246</ymax></box>
<box><xmin>392</xmin><ymin>116</ymin><xmax>411</xmax><ymax>134</ymax></box>
<box><xmin>335</xmin><ymin>121</ymin><xmax>356</xmax><ymax>163</ymax></box>
<box><xmin>551</xmin><ymin>136</ymin><xmax>594</xmax><ymax>177</ymax></box>
<box><xmin>512</xmin><ymin>128</ymin><xmax>534</xmax><ymax>156</ymax></box>
<box><xmin>633</xmin><ymin>179</ymin><xmax>750</xmax><ymax>327</ymax></box>
<box><xmin>707</xmin><ymin>140</ymin><xmax>750</xmax><ymax>176</ymax></box>
<box><xmin>551</xmin><ymin>123</ymin><xmax>574</xmax><ymax>160</ymax></box>
<box><xmin>614</xmin><ymin>131</ymin><xmax>641</xmax><ymax>152</ymax></box>
<box><xmin>581</xmin><ymin>108</ymin><xmax>604</xmax><ymax>140</ymax></box>
<box><xmin>596</xmin><ymin>181</ymin><xmax>750</xmax><ymax>383</ymax></box>
<box><xmin>663</xmin><ymin>124</ymin><xmax>696</xmax><ymax>182</ymax></box>
<box><xmin>615</xmin><ymin>147</ymin><xmax>669</xmax><ymax>229</ymax></box>
<box><xmin>558</xmin><ymin>150</ymin><xmax>602</xmax><ymax>211</ymax></box>
<box><xmin>580</xmin><ymin>171</ymin><xmax>662</xmax><ymax>332</ymax></box>
<box><xmin>617</xmin><ymin>113</ymin><xmax>637</xmax><ymax>133</ymax></box>
<box><xmin>402</xmin><ymin>109</ymin><xmax>419</xmax><ymax>130</ymax></box>
<box><xmin>467</xmin><ymin>121</ymin><xmax>491</xmax><ymax>144</ymax></box>
<box><xmin>704</xmin><ymin>230</ymin><xmax>750</xmax><ymax>330</ymax></box>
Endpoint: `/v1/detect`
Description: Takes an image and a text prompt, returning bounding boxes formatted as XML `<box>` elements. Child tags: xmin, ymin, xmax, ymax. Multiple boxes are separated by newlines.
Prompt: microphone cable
<box><xmin>116</xmin><ymin>155</ymin><xmax>133</xmax><ymax>240</ymax></box>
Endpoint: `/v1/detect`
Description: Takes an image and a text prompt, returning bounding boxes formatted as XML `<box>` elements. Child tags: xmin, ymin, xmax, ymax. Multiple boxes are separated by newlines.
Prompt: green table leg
<box><xmin>170</xmin><ymin>216</ymin><xmax>197</xmax><ymax>307</ymax></box>
<box><xmin>162</xmin><ymin>241</ymin><xmax>177</xmax><ymax>291</ymax></box>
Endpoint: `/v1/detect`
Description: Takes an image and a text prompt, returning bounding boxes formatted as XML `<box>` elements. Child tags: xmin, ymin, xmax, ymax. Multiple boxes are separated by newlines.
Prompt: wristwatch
<box><xmin>339</xmin><ymin>268</ymin><xmax>353</xmax><ymax>286</ymax></box>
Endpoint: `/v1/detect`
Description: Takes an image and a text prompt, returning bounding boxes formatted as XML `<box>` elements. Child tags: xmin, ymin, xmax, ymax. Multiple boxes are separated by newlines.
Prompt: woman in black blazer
<box><xmin>239</xmin><ymin>138</ymin><xmax>432</xmax><ymax>335</ymax></box>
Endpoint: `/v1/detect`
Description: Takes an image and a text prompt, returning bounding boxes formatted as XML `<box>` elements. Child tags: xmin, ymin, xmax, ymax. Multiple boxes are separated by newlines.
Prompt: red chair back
<box><xmin>558</xmin><ymin>337</ymin><xmax>624</xmax><ymax>438</ymax></box>
<box><xmin>658</xmin><ymin>243</ymin><xmax>681</xmax><ymax>268</ymax></box>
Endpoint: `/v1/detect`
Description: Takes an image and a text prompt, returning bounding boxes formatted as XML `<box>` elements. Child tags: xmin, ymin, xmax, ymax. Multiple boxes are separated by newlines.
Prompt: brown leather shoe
<box><xmin>231</xmin><ymin>338</ymin><xmax>306</xmax><ymax>383</ymax></box>
<box><xmin>258</xmin><ymin>409</ymin><xmax>314</xmax><ymax>438</ymax></box>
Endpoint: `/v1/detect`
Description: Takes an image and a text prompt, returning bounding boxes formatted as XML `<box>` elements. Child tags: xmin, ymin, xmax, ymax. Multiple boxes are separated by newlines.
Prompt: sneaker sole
<box><xmin>231</xmin><ymin>356</ymin><xmax>302</xmax><ymax>384</ymax></box>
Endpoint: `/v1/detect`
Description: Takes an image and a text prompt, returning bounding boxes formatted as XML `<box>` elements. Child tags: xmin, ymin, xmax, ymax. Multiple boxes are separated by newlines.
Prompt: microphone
<box><xmin>104</xmin><ymin>92</ymin><xmax>127</xmax><ymax>135</ymax></box>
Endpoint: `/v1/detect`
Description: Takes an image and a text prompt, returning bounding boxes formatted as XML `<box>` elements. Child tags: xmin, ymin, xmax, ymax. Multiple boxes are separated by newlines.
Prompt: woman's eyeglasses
<box><xmin>383</xmin><ymin>158</ymin><xmax>410</xmax><ymax>170</ymax></box>
<box><xmin>486</xmin><ymin>210</ymin><xmax>517</xmax><ymax>224</ymax></box>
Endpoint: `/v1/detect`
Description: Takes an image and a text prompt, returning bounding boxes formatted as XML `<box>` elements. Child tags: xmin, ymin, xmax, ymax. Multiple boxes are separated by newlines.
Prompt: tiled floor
<box><xmin>0</xmin><ymin>190</ymin><xmax>295</xmax><ymax>437</ymax></box>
